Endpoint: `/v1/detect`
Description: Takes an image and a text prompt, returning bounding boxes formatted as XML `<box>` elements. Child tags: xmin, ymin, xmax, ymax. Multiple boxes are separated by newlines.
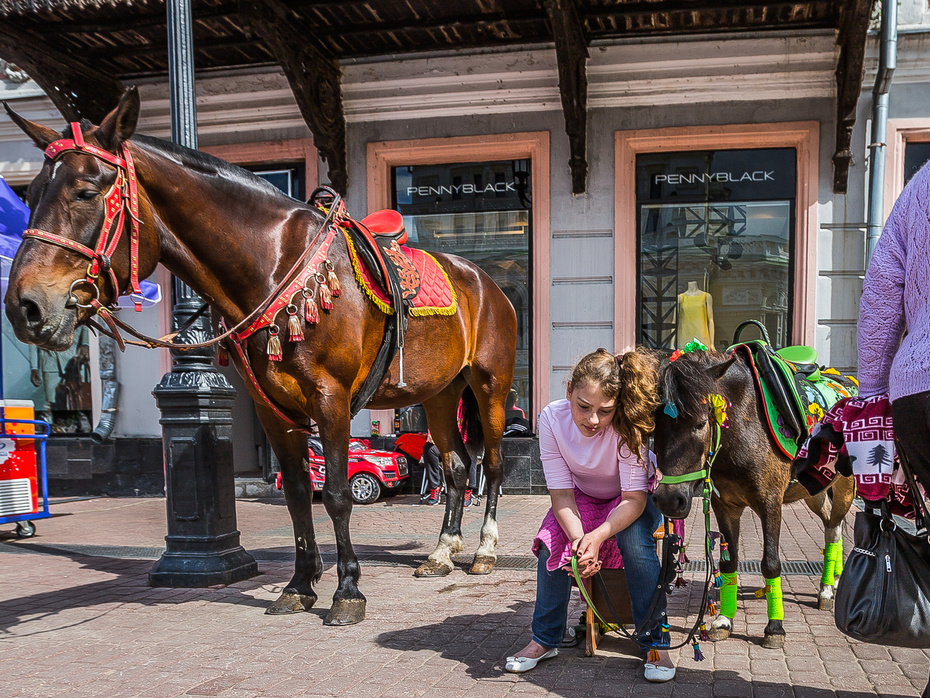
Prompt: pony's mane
<box><xmin>659</xmin><ymin>349</ymin><xmax>729</xmax><ymax>420</ymax></box>
<box><xmin>131</xmin><ymin>134</ymin><xmax>295</xmax><ymax>201</ymax></box>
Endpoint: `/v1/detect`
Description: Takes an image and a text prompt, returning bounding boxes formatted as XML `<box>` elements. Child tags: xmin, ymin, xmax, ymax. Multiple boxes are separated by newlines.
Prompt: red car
<box><xmin>276</xmin><ymin>437</ymin><xmax>410</xmax><ymax>504</ymax></box>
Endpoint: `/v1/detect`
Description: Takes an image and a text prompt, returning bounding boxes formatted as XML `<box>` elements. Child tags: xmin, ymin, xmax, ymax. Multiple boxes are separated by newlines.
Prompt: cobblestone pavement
<box><xmin>1</xmin><ymin>493</ymin><xmax>926</xmax><ymax>697</ymax></box>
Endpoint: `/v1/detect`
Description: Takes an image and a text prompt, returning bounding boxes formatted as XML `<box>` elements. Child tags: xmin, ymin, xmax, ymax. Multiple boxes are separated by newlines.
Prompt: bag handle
<box><xmin>895</xmin><ymin>439</ymin><xmax>930</xmax><ymax>536</ymax></box>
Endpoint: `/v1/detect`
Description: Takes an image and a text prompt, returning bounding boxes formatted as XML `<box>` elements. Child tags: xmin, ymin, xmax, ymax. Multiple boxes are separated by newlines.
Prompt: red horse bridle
<box><xmin>23</xmin><ymin>122</ymin><xmax>144</xmax><ymax>314</ymax></box>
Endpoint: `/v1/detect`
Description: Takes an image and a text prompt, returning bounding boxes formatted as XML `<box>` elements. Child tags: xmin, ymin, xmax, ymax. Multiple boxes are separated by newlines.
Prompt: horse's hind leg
<box><xmin>464</xmin><ymin>368</ymin><xmax>510</xmax><ymax>575</ymax></box>
<box><xmin>708</xmin><ymin>497</ymin><xmax>743</xmax><ymax>642</ymax></box>
<box><xmin>258</xmin><ymin>409</ymin><xmax>323</xmax><ymax>615</ymax></box>
<box><xmin>414</xmin><ymin>384</ymin><xmax>470</xmax><ymax>578</ymax></box>
<box><xmin>804</xmin><ymin>475</ymin><xmax>855</xmax><ymax>611</ymax></box>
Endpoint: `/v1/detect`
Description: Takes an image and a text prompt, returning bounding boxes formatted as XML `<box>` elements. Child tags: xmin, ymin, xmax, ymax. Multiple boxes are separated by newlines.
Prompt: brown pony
<box><xmin>651</xmin><ymin>349</ymin><xmax>855</xmax><ymax>648</ymax></box>
<box><xmin>3</xmin><ymin>88</ymin><xmax>516</xmax><ymax>625</ymax></box>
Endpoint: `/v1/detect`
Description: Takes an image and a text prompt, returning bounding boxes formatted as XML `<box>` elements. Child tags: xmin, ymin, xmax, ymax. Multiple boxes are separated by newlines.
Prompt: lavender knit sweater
<box><xmin>858</xmin><ymin>161</ymin><xmax>930</xmax><ymax>401</ymax></box>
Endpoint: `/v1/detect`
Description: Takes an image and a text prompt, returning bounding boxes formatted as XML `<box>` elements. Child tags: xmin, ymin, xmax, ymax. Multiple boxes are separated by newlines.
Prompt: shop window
<box><xmin>392</xmin><ymin>159</ymin><xmax>532</xmax><ymax>417</ymax></box>
<box><xmin>904</xmin><ymin>141</ymin><xmax>930</xmax><ymax>186</ymax></box>
<box><xmin>636</xmin><ymin>148</ymin><xmax>796</xmax><ymax>351</ymax></box>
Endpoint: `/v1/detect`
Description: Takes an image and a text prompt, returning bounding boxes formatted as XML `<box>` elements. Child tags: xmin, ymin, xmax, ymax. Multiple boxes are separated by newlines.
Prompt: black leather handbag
<box><xmin>835</xmin><ymin>454</ymin><xmax>930</xmax><ymax>648</ymax></box>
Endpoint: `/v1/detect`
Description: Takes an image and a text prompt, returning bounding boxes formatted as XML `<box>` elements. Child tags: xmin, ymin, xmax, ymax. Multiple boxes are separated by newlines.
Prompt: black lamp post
<box><xmin>148</xmin><ymin>0</ymin><xmax>258</xmax><ymax>587</ymax></box>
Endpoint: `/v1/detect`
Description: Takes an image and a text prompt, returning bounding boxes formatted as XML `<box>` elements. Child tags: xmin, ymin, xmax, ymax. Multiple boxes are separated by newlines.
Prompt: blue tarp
<box><xmin>0</xmin><ymin>177</ymin><xmax>28</xmax><ymax>246</ymax></box>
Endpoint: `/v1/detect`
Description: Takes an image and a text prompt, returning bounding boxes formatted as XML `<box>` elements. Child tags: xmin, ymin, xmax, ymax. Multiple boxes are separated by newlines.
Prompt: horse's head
<box><xmin>3</xmin><ymin>88</ymin><xmax>141</xmax><ymax>350</ymax></box>
<box><xmin>652</xmin><ymin>350</ymin><xmax>737</xmax><ymax>518</ymax></box>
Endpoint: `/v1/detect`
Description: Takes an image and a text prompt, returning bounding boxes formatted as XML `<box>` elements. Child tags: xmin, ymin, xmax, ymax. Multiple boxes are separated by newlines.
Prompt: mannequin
<box><xmin>676</xmin><ymin>281</ymin><xmax>715</xmax><ymax>349</ymax></box>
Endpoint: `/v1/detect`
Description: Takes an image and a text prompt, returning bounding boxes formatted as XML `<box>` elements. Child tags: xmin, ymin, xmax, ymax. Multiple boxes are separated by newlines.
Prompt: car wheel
<box><xmin>350</xmin><ymin>472</ymin><xmax>381</xmax><ymax>504</ymax></box>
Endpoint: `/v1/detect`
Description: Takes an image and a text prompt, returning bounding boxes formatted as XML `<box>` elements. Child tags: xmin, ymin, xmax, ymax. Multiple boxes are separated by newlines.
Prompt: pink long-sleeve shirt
<box><xmin>858</xmin><ymin>160</ymin><xmax>930</xmax><ymax>401</ymax></box>
<box><xmin>537</xmin><ymin>399</ymin><xmax>650</xmax><ymax>499</ymax></box>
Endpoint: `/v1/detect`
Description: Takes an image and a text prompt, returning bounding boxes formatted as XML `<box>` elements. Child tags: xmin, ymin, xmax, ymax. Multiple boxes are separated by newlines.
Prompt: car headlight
<box><xmin>396</xmin><ymin>456</ymin><xmax>408</xmax><ymax>476</ymax></box>
<box><xmin>369</xmin><ymin>456</ymin><xmax>393</xmax><ymax>467</ymax></box>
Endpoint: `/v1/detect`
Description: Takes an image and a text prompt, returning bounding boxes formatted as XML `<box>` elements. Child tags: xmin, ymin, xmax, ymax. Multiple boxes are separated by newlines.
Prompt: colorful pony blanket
<box><xmin>532</xmin><ymin>488</ymin><xmax>624</xmax><ymax>572</ymax></box>
<box><xmin>343</xmin><ymin>231</ymin><xmax>456</xmax><ymax>317</ymax></box>
<box><xmin>792</xmin><ymin>395</ymin><xmax>915</xmax><ymax>516</ymax></box>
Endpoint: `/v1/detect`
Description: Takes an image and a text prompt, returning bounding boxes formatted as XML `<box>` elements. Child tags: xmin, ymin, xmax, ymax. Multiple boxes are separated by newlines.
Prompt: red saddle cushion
<box><xmin>361</xmin><ymin>209</ymin><xmax>407</xmax><ymax>245</ymax></box>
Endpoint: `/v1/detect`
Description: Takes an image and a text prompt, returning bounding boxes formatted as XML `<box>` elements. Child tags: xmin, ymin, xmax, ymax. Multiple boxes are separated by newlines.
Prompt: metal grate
<box><xmin>683</xmin><ymin>559</ymin><xmax>824</xmax><ymax>576</ymax></box>
<box><xmin>0</xmin><ymin>478</ymin><xmax>33</xmax><ymax>517</ymax></box>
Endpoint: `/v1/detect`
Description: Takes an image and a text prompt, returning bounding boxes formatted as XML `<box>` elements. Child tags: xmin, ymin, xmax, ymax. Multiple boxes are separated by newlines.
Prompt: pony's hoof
<box><xmin>818</xmin><ymin>596</ymin><xmax>834</xmax><ymax>612</ymax></box>
<box><xmin>761</xmin><ymin>632</ymin><xmax>786</xmax><ymax>649</ymax></box>
<box><xmin>707</xmin><ymin>617</ymin><xmax>732</xmax><ymax>642</ymax></box>
<box><xmin>468</xmin><ymin>555</ymin><xmax>496</xmax><ymax>575</ymax></box>
<box><xmin>414</xmin><ymin>559</ymin><xmax>454</xmax><ymax>577</ymax></box>
<box><xmin>324</xmin><ymin>598</ymin><xmax>366</xmax><ymax>626</ymax></box>
<box><xmin>266</xmin><ymin>592</ymin><xmax>316</xmax><ymax>615</ymax></box>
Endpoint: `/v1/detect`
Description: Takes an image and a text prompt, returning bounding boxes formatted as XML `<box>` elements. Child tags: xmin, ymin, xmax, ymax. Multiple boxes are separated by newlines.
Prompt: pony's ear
<box><xmin>705</xmin><ymin>355</ymin><xmax>737</xmax><ymax>382</ymax></box>
<box><xmin>3</xmin><ymin>102</ymin><xmax>59</xmax><ymax>150</ymax></box>
<box><xmin>95</xmin><ymin>86</ymin><xmax>140</xmax><ymax>151</ymax></box>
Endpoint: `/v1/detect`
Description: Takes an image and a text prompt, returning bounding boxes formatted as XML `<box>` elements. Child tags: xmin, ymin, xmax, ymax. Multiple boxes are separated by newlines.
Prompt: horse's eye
<box><xmin>695</xmin><ymin>418</ymin><xmax>708</xmax><ymax>430</ymax></box>
<box><xmin>74</xmin><ymin>189</ymin><xmax>99</xmax><ymax>201</ymax></box>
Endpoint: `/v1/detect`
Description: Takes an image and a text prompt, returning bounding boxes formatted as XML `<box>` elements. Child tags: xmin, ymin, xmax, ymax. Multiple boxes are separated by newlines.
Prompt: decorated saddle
<box><xmin>728</xmin><ymin>320</ymin><xmax>858</xmax><ymax>459</ymax></box>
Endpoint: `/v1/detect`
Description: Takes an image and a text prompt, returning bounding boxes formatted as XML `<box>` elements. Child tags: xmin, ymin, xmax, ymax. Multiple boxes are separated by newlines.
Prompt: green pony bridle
<box><xmin>658</xmin><ymin>392</ymin><xmax>727</xmax><ymax>490</ymax></box>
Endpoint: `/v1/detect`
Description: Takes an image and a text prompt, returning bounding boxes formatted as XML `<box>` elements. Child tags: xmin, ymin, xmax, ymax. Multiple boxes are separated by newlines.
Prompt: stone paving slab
<box><xmin>0</xmin><ymin>494</ymin><xmax>926</xmax><ymax>697</ymax></box>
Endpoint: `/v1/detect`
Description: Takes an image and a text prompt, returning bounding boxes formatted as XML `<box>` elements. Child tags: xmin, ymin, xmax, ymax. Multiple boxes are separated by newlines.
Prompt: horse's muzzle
<box><xmin>652</xmin><ymin>482</ymin><xmax>696</xmax><ymax>519</ymax></box>
<box><xmin>4</xmin><ymin>288</ymin><xmax>75</xmax><ymax>350</ymax></box>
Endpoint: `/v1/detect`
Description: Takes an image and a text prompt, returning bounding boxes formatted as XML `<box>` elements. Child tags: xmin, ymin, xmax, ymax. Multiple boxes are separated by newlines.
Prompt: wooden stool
<box><xmin>581</xmin><ymin>522</ymin><xmax>673</xmax><ymax>656</ymax></box>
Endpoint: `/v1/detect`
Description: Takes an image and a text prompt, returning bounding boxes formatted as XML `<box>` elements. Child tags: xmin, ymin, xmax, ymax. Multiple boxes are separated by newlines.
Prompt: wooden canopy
<box><xmin>0</xmin><ymin>0</ymin><xmax>875</xmax><ymax>194</ymax></box>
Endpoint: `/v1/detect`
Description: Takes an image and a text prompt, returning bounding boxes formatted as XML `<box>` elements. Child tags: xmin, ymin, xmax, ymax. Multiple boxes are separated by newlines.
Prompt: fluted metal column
<box><xmin>149</xmin><ymin>0</ymin><xmax>257</xmax><ymax>587</ymax></box>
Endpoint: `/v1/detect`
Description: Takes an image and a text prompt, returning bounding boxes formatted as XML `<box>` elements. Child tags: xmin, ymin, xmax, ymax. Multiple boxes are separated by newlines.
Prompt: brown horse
<box><xmin>651</xmin><ymin>349</ymin><xmax>855</xmax><ymax>648</ymax></box>
<box><xmin>3</xmin><ymin>88</ymin><xmax>517</xmax><ymax>625</ymax></box>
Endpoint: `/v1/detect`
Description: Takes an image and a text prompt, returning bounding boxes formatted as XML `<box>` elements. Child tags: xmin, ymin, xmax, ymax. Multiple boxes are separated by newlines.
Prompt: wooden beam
<box><xmin>241</xmin><ymin>0</ymin><xmax>346</xmax><ymax>195</ymax></box>
<box><xmin>833</xmin><ymin>0</ymin><xmax>875</xmax><ymax>193</ymax></box>
<box><xmin>0</xmin><ymin>22</ymin><xmax>123</xmax><ymax>123</ymax></box>
<box><xmin>545</xmin><ymin>0</ymin><xmax>589</xmax><ymax>195</ymax></box>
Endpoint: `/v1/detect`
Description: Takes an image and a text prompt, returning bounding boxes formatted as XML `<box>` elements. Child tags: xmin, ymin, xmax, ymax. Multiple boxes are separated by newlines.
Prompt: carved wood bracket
<box><xmin>833</xmin><ymin>0</ymin><xmax>875</xmax><ymax>194</ymax></box>
<box><xmin>545</xmin><ymin>0</ymin><xmax>589</xmax><ymax>195</ymax></box>
<box><xmin>0</xmin><ymin>22</ymin><xmax>124</xmax><ymax>123</ymax></box>
<box><xmin>241</xmin><ymin>0</ymin><xmax>347</xmax><ymax>195</ymax></box>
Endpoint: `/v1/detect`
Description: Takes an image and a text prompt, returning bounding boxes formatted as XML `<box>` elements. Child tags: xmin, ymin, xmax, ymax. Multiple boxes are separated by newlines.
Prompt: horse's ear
<box><xmin>95</xmin><ymin>86</ymin><xmax>140</xmax><ymax>151</ymax></box>
<box><xmin>706</xmin><ymin>355</ymin><xmax>737</xmax><ymax>382</ymax></box>
<box><xmin>3</xmin><ymin>102</ymin><xmax>59</xmax><ymax>150</ymax></box>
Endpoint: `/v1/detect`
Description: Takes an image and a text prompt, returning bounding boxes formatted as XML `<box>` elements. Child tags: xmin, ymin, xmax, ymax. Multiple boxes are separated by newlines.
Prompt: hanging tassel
<box><xmin>678</xmin><ymin>544</ymin><xmax>689</xmax><ymax>565</ymax></box>
<box><xmin>303</xmin><ymin>288</ymin><xmax>320</xmax><ymax>325</ymax></box>
<box><xmin>325</xmin><ymin>260</ymin><xmax>342</xmax><ymax>297</ymax></box>
<box><xmin>647</xmin><ymin>649</ymin><xmax>660</xmax><ymax>664</ymax></box>
<box><xmin>692</xmin><ymin>642</ymin><xmax>704</xmax><ymax>662</ymax></box>
<box><xmin>720</xmin><ymin>542</ymin><xmax>730</xmax><ymax>562</ymax></box>
<box><xmin>319</xmin><ymin>281</ymin><xmax>334</xmax><ymax>310</ymax></box>
<box><xmin>287</xmin><ymin>305</ymin><xmax>304</xmax><ymax>343</ymax></box>
<box><xmin>708</xmin><ymin>531</ymin><xmax>719</xmax><ymax>551</ymax></box>
<box><xmin>714</xmin><ymin>573</ymin><xmax>724</xmax><ymax>588</ymax></box>
<box><xmin>266</xmin><ymin>327</ymin><xmax>282</xmax><ymax>362</ymax></box>
<box><xmin>700</xmin><ymin>623</ymin><xmax>709</xmax><ymax>642</ymax></box>
<box><xmin>707</xmin><ymin>601</ymin><xmax>717</xmax><ymax>616</ymax></box>
<box><xmin>675</xmin><ymin>574</ymin><xmax>688</xmax><ymax>589</ymax></box>
<box><xmin>217</xmin><ymin>343</ymin><xmax>229</xmax><ymax>367</ymax></box>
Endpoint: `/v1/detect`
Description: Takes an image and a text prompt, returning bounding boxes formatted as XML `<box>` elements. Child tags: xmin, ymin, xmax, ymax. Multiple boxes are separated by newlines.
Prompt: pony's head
<box><xmin>652</xmin><ymin>350</ymin><xmax>737</xmax><ymax>518</ymax></box>
<box><xmin>3</xmin><ymin>88</ymin><xmax>141</xmax><ymax>350</ymax></box>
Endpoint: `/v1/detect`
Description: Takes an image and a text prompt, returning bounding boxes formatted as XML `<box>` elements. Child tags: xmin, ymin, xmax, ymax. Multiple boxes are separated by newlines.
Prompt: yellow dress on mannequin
<box><xmin>677</xmin><ymin>283</ymin><xmax>715</xmax><ymax>349</ymax></box>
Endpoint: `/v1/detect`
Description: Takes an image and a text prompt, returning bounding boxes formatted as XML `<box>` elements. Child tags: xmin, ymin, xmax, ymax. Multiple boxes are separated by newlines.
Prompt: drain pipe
<box><xmin>865</xmin><ymin>0</ymin><xmax>898</xmax><ymax>266</ymax></box>
<box><xmin>90</xmin><ymin>335</ymin><xmax>120</xmax><ymax>444</ymax></box>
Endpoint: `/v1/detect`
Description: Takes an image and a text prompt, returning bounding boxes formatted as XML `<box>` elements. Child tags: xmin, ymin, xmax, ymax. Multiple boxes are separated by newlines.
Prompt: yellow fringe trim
<box><xmin>342</xmin><ymin>231</ymin><xmax>457</xmax><ymax>318</ymax></box>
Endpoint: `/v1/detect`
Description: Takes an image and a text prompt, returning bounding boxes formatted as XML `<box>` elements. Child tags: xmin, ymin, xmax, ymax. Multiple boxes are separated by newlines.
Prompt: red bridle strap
<box><xmin>23</xmin><ymin>122</ymin><xmax>144</xmax><ymax>312</ymax></box>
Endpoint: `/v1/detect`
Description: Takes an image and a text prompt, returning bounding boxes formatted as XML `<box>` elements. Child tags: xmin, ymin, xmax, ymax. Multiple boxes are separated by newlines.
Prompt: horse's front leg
<box><xmin>757</xmin><ymin>498</ymin><xmax>786</xmax><ymax>649</ymax></box>
<box><xmin>259</xmin><ymin>408</ymin><xmax>323</xmax><ymax>615</ymax></box>
<box><xmin>317</xmin><ymin>395</ymin><xmax>366</xmax><ymax>625</ymax></box>
<box><xmin>804</xmin><ymin>476</ymin><xmax>855</xmax><ymax>611</ymax></box>
<box><xmin>708</xmin><ymin>497</ymin><xmax>743</xmax><ymax>642</ymax></box>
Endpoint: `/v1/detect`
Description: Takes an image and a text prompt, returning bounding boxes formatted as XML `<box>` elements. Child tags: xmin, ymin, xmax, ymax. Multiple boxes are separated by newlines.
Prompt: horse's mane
<box><xmin>659</xmin><ymin>349</ymin><xmax>729</xmax><ymax>420</ymax></box>
<box><xmin>131</xmin><ymin>133</ymin><xmax>298</xmax><ymax>202</ymax></box>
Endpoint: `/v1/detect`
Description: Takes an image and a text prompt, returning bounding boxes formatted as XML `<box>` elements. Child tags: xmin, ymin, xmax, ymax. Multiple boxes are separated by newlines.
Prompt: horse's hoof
<box><xmin>818</xmin><ymin>596</ymin><xmax>834</xmax><ymax>612</ymax></box>
<box><xmin>707</xmin><ymin>625</ymin><xmax>731</xmax><ymax>642</ymax></box>
<box><xmin>324</xmin><ymin>598</ymin><xmax>366</xmax><ymax>626</ymax></box>
<box><xmin>761</xmin><ymin>632</ymin><xmax>786</xmax><ymax>649</ymax></box>
<box><xmin>468</xmin><ymin>555</ymin><xmax>496</xmax><ymax>575</ymax></box>
<box><xmin>414</xmin><ymin>559</ymin><xmax>454</xmax><ymax>577</ymax></box>
<box><xmin>266</xmin><ymin>592</ymin><xmax>316</xmax><ymax>615</ymax></box>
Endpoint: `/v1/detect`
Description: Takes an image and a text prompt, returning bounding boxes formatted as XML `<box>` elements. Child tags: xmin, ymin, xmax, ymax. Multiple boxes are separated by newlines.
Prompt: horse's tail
<box><xmin>460</xmin><ymin>386</ymin><xmax>485</xmax><ymax>462</ymax></box>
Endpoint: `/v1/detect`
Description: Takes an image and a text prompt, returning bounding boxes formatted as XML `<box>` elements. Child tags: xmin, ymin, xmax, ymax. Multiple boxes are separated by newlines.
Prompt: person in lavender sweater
<box><xmin>504</xmin><ymin>348</ymin><xmax>674</xmax><ymax>682</ymax></box>
<box><xmin>858</xmin><ymin>161</ymin><xmax>930</xmax><ymax>487</ymax></box>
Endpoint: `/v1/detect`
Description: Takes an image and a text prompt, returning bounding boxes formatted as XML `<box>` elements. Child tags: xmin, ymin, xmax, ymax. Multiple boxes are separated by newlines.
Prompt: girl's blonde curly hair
<box><xmin>568</xmin><ymin>347</ymin><xmax>660</xmax><ymax>464</ymax></box>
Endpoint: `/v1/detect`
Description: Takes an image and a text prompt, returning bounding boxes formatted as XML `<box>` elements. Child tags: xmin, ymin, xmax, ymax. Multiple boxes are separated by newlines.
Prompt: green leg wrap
<box><xmin>822</xmin><ymin>540</ymin><xmax>844</xmax><ymax>586</ymax></box>
<box><xmin>719</xmin><ymin>571</ymin><xmax>738</xmax><ymax>618</ymax></box>
<box><xmin>765</xmin><ymin>576</ymin><xmax>784</xmax><ymax>621</ymax></box>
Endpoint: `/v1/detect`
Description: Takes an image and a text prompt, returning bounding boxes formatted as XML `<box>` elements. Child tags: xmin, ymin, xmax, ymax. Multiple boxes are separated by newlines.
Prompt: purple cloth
<box><xmin>859</xmin><ymin>161</ymin><xmax>930</xmax><ymax>401</ymax></box>
<box><xmin>531</xmin><ymin>488</ymin><xmax>624</xmax><ymax>572</ymax></box>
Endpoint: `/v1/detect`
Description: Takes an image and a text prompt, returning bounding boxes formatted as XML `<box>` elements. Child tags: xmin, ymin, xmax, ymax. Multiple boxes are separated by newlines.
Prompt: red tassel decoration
<box><xmin>287</xmin><ymin>305</ymin><xmax>304</xmax><ymax>343</ymax></box>
<box><xmin>266</xmin><ymin>327</ymin><xmax>282</xmax><ymax>361</ymax></box>
<box><xmin>325</xmin><ymin>260</ymin><xmax>342</xmax><ymax>297</ymax></box>
<box><xmin>319</xmin><ymin>282</ymin><xmax>334</xmax><ymax>310</ymax></box>
<box><xmin>303</xmin><ymin>288</ymin><xmax>319</xmax><ymax>324</ymax></box>
<box><xmin>217</xmin><ymin>343</ymin><xmax>229</xmax><ymax>367</ymax></box>
<box><xmin>675</xmin><ymin>574</ymin><xmax>688</xmax><ymax>589</ymax></box>
<box><xmin>700</xmin><ymin>624</ymin><xmax>709</xmax><ymax>642</ymax></box>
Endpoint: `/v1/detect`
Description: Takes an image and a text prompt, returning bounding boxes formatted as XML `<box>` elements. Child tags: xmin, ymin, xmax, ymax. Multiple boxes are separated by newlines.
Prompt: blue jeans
<box><xmin>531</xmin><ymin>494</ymin><xmax>669</xmax><ymax>651</ymax></box>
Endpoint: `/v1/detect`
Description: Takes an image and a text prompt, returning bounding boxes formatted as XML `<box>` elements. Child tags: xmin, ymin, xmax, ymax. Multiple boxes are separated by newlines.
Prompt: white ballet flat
<box><xmin>504</xmin><ymin>647</ymin><xmax>558</xmax><ymax>673</ymax></box>
<box><xmin>643</xmin><ymin>662</ymin><xmax>676</xmax><ymax>682</ymax></box>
